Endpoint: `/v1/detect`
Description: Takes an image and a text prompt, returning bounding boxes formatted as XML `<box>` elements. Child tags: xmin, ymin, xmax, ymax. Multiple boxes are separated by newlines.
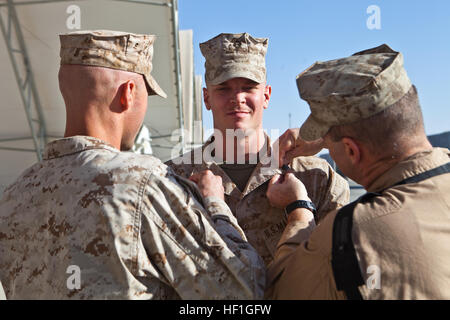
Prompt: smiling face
<box><xmin>203</xmin><ymin>77</ymin><xmax>271</xmax><ymax>133</ymax></box>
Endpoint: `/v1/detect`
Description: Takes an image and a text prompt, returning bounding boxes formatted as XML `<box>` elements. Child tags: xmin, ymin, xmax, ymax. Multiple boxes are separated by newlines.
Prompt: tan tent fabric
<box><xmin>0</xmin><ymin>0</ymin><xmax>199</xmax><ymax>194</ymax></box>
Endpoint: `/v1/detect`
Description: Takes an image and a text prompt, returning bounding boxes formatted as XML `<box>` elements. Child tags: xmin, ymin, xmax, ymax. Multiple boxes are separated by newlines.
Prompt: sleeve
<box><xmin>139</xmin><ymin>173</ymin><xmax>265</xmax><ymax>300</ymax></box>
<box><xmin>265</xmin><ymin>209</ymin><xmax>345</xmax><ymax>299</ymax></box>
<box><xmin>164</xmin><ymin>159</ymin><xmax>192</xmax><ymax>179</ymax></box>
<box><xmin>317</xmin><ymin>163</ymin><xmax>350</xmax><ymax>220</ymax></box>
<box><xmin>202</xmin><ymin>196</ymin><xmax>248</xmax><ymax>241</ymax></box>
<box><xmin>292</xmin><ymin>157</ymin><xmax>350</xmax><ymax>222</ymax></box>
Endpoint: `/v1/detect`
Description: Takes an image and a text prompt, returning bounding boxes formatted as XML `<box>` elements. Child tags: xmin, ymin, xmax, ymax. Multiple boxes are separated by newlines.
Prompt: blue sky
<box><xmin>179</xmin><ymin>0</ymin><xmax>450</xmax><ymax>138</ymax></box>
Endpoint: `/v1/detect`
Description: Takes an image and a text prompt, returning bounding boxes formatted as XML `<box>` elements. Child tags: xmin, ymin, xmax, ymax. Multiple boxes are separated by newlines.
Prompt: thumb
<box><xmin>284</xmin><ymin>172</ymin><xmax>297</xmax><ymax>181</ymax></box>
<box><xmin>278</xmin><ymin>141</ymin><xmax>294</xmax><ymax>167</ymax></box>
<box><xmin>267</xmin><ymin>174</ymin><xmax>280</xmax><ymax>198</ymax></box>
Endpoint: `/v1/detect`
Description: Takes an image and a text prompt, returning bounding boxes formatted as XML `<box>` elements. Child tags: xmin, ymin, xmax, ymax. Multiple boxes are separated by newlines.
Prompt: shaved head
<box><xmin>59</xmin><ymin>64</ymin><xmax>149</xmax><ymax>150</ymax></box>
<box><xmin>58</xmin><ymin>64</ymin><xmax>146</xmax><ymax>109</ymax></box>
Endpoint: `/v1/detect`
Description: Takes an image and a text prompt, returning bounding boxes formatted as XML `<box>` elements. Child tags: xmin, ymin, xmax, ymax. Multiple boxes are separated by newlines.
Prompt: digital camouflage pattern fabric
<box><xmin>167</xmin><ymin>136</ymin><xmax>350</xmax><ymax>266</ymax></box>
<box><xmin>297</xmin><ymin>44</ymin><xmax>412</xmax><ymax>141</ymax></box>
<box><xmin>59</xmin><ymin>30</ymin><xmax>166</xmax><ymax>98</ymax></box>
<box><xmin>0</xmin><ymin>136</ymin><xmax>265</xmax><ymax>299</ymax></box>
<box><xmin>200</xmin><ymin>32</ymin><xmax>268</xmax><ymax>85</ymax></box>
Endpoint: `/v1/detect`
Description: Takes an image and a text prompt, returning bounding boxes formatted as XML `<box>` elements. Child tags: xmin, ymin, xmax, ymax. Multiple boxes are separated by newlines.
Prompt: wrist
<box><xmin>202</xmin><ymin>192</ymin><xmax>224</xmax><ymax>201</ymax></box>
<box><xmin>284</xmin><ymin>199</ymin><xmax>317</xmax><ymax>218</ymax></box>
<box><xmin>293</xmin><ymin>195</ymin><xmax>311</xmax><ymax>203</ymax></box>
<box><xmin>287</xmin><ymin>208</ymin><xmax>315</xmax><ymax>224</ymax></box>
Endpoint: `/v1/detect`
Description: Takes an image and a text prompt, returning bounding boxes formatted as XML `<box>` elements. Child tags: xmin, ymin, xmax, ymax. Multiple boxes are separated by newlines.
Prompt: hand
<box><xmin>275</xmin><ymin>128</ymin><xmax>324</xmax><ymax>166</ymax></box>
<box><xmin>189</xmin><ymin>170</ymin><xmax>225</xmax><ymax>200</ymax></box>
<box><xmin>266</xmin><ymin>173</ymin><xmax>310</xmax><ymax>209</ymax></box>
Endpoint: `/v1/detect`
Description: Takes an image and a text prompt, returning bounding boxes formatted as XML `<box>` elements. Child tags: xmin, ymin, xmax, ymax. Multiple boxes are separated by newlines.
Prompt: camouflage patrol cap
<box><xmin>297</xmin><ymin>44</ymin><xmax>412</xmax><ymax>141</ymax></box>
<box><xmin>59</xmin><ymin>30</ymin><xmax>167</xmax><ymax>98</ymax></box>
<box><xmin>200</xmin><ymin>33</ymin><xmax>268</xmax><ymax>85</ymax></box>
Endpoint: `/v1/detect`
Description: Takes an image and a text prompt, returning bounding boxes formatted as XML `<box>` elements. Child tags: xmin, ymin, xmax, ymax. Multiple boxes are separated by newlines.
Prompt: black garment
<box><xmin>219</xmin><ymin>163</ymin><xmax>257</xmax><ymax>193</ymax></box>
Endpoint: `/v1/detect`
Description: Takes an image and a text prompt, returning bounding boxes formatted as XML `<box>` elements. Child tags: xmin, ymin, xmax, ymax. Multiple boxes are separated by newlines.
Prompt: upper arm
<box><xmin>138</xmin><ymin>173</ymin><xmax>264</xmax><ymax>299</ymax></box>
<box><xmin>292</xmin><ymin>157</ymin><xmax>350</xmax><ymax>221</ymax></box>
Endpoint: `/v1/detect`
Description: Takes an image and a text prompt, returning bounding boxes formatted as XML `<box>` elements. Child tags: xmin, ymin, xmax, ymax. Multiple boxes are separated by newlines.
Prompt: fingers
<box><xmin>189</xmin><ymin>170</ymin><xmax>213</xmax><ymax>180</ymax></box>
<box><xmin>188</xmin><ymin>174</ymin><xmax>199</xmax><ymax>183</ymax></box>
<box><xmin>286</xmin><ymin>173</ymin><xmax>310</xmax><ymax>202</ymax></box>
<box><xmin>266</xmin><ymin>173</ymin><xmax>306</xmax><ymax>208</ymax></box>
<box><xmin>279</xmin><ymin>140</ymin><xmax>295</xmax><ymax>165</ymax></box>
<box><xmin>190</xmin><ymin>170</ymin><xmax>224</xmax><ymax>200</ymax></box>
<box><xmin>283</xmin><ymin>150</ymin><xmax>297</xmax><ymax>164</ymax></box>
<box><xmin>284</xmin><ymin>172</ymin><xmax>296</xmax><ymax>181</ymax></box>
<box><xmin>283</xmin><ymin>137</ymin><xmax>325</xmax><ymax>163</ymax></box>
<box><xmin>267</xmin><ymin>174</ymin><xmax>281</xmax><ymax>199</ymax></box>
<box><xmin>279</xmin><ymin>152</ymin><xmax>290</xmax><ymax>167</ymax></box>
<box><xmin>269</xmin><ymin>174</ymin><xmax>282</xmax><ymax>186</ymax></box>
<box><xmin>189</xmin><ymin>170</ymin><xmax>222</xmax><ymax>189</ymax></box>
<box><xmin>275</xmin><ymin>129</ymin><xmax>298</xmax><ymax>167</ymax></box>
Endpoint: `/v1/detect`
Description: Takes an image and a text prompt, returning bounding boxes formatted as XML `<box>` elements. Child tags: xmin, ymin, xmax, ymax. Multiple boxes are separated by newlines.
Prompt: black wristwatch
<box><xmin>284</xmin><ymin>200</ymin><xmax>317</xmax><ymax>217</ymax></box>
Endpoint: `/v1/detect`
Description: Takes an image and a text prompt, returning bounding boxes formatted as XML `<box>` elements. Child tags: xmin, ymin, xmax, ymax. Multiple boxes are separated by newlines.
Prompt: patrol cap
<box><xmin>200</xmin><ymin>32</ymin><xmax>268</xmax><ymax>85</ymax></box>
<box><xmin>297</xmin><ymin>44</ymin><xmax>412</xmax><ymax>141</ymax></box>
<box><xmin>59</xmin><ymin>30</ymin><xmax>167</xmax><ymax>98</ymax></box>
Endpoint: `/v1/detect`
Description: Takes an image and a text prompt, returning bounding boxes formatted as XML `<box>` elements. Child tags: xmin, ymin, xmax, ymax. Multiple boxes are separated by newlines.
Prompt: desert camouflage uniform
<box><xmin>0</xmin><ymin>136</ymin><xmax>265</xmax><ymax>299</ymax></box>
<box><xmin>167</xmin><ymin>136</ymin><xmax>350</xmax><ymax>266</ymax></box>
<box><xmin>172</xmin><ymin>33</ymin><xmax>349</xmax><ymax>266</ymax></box>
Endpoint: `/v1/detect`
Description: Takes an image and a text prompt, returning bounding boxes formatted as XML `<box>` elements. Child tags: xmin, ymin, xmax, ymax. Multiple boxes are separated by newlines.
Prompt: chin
<box><xmin>232</xmin><ymin>125</ymin><xmax>246</xmax><ymax>131</ymax></box>
<box><xmin>230</xmin><ymin>121</ymin><xmax>249</xmax><ymax>130</ymax></box>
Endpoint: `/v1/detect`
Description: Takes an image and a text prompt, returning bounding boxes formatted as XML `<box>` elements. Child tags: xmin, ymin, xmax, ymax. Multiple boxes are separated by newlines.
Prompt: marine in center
<box><xmin>167</xmin><ymin>32</ymin><xmax>350</xmax><ymax>265</ymax></box>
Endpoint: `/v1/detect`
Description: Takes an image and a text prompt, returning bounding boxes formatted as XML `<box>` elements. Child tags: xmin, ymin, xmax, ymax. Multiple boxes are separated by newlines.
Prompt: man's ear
<box><xmin>263</xmin><ymin>84</ymin><xmax>272</xmax><ymax>109</ymax></box>
<box><xmin>120</xmin><ymin>80</ymin><xmax>136</xmax><ymax>111</ymax></box>
<box><xmin>341</xmin><ymin>137</ymin><xmax>361</xmax><ymax>165</ymax></box>
<box><xmin>203</xmin><ymin>87</ymin><xmax>211</xmax><ymax>111</ymax></box>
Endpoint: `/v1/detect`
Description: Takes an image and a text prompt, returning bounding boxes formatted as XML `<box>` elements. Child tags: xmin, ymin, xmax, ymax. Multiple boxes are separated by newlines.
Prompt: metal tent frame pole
<box><xmin>170</xmin><ymin>0</ymin><xmax>185</xmax><ymax>155</ymax></box>
<box><xmin>0</xmin><ymin>0</ymin><xmax>186</xmax><ymax>158</ymax></box>
<box><xmin>0</xmin><ymin>0</ymin><xmax>48</xmax><ymax>160</ymax></box>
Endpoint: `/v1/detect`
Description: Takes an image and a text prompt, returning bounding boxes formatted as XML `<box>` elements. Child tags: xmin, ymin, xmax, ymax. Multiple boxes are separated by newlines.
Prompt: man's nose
<box><xmin>230</xmin><ymin>90</ymin><xmax>245</xmax><ymax>105</ymax></box>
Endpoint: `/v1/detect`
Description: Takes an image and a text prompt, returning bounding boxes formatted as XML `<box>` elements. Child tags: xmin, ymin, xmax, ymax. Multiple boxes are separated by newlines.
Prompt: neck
<box><xmin>360</xmin><ymin>138</ymin><xmax>433</xmax><ymax>190</ymax></box>
<box><xmin>214</xmin><ymin>127</ymin><xmax>266</xmax><ymax>163</ymax></box>
<box><xmin>64</xmin><ymin>104</ymin><xmax>123</xmax><ymax>150</ymax></box>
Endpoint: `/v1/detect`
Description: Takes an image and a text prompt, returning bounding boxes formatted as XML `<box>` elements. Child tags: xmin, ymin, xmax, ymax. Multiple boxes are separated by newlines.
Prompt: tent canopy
<box><xmin>0</xmin><ymin>0</ymin><xmax>202</xmax><ymax>193</ymax></box>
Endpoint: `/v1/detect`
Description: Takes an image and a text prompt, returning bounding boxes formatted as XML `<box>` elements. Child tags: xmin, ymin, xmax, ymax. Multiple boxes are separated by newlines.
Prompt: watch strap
<box><xmin>285</xmin><ymin>200</ymin><xmax>317</xmax><ymax>216</ymax></box>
